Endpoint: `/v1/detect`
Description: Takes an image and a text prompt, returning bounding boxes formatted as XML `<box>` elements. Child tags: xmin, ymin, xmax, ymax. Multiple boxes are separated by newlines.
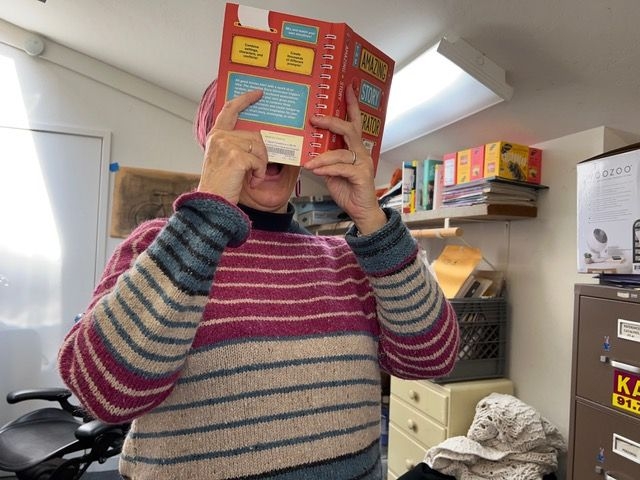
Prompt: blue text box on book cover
<box><xmin>228</xmin><ymin>73</ymin><xmax>309</xmax><ymax>129</ymax></box>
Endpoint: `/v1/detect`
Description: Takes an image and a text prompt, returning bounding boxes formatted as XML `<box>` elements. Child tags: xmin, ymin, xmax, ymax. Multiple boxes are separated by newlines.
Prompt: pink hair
<box><xmin>194</xmin><ymin>78</ymin><xmax>218</xmax><ymax>149</ymax></box>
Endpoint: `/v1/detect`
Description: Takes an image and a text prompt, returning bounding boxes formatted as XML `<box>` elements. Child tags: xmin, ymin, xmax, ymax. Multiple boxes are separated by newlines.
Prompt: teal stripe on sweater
<box><xmin>371</xmin><ymin>264</ymin><xmax>422</xmax><ymax>289</ymax></box>
<box><xmin>135</xmin><ymin>264</ymin><xmax>203</xmax><ymax>314</ymax></box>
<box><xmin>178</xmin><ymin>352</ymin><xmax>379</xmax><ymax>384</ymax></box>
<box><xmin>120</xmin><ymin>419</ymin><xmax>380</xmax><ymax>465</ymax></box>
<box><xmin>133</xmin><ymin>400</ymin><xmax>378</xmax><ymax>438</ymax></box>
<box><xmin>346</xmin><ymin>209</ymin><xmax>417</xmax><ymax>275</ymax></box>
<box><xmin>190</xmin><ymin>330</ymin><xmax>379</xmax><ymax>355</ymax></box>
<box><xmin>150</xmin><ymin>378</ymin><xmax>380</xmax><ymax>413</ymax></box>
<box><xmin>93</xmin><ymin>303</ymin><xmax>187</xmax><ymax>380</ymax></box>
<box><xmin>121</xmin><ymin>273</ymin><xmax>200</xmax><ymax>329</ymax></box>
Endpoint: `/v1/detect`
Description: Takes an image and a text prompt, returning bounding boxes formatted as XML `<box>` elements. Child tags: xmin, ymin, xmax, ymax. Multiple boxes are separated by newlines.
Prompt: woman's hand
<box><xmin>197</xmin><ymin>90</ymin><xmax>269</xmax><ymax>204</ymax></box>
<box><xmin>304</xmin><ymin>86</ymin><xmax>387</xmax><ymax>235</ymax></box>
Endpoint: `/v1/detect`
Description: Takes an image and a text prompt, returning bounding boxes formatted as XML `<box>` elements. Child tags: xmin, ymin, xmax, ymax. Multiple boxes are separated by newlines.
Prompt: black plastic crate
<box><xmin>433</xmin><ymin>297</ymin><xmax>507</xmax><ymax>383</ymax></box>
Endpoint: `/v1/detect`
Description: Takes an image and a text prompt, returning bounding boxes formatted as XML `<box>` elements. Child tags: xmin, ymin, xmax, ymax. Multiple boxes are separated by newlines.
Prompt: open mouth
<box><xmin>266</xmin><ymin>162</ymin><xmax>284</xmax><ymax>177</ymax></box>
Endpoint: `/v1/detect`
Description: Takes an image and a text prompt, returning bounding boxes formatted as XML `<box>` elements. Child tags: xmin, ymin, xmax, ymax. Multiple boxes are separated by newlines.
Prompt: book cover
<box><xmin>456</xmin><ymin>148</ymin><xmax>471</xmax><ymax>184</ymax></box>
<box><xmin>415</xmin><ymin>159</ymin><xmax>425</xmax><ymax>211</ymax></box>
<box><xmin>443</xmin><ymin>152</ymin><xmax>457</xmax><ymax>187</ymax></box>
<box><xmin>402</xmin><ymin>160</ymin><xmax>417</xmax><ymax>214</ymax></box>
<box><xmin>432</xmin><ymin>163</ymin><xmax>444</xmax><ymax>210</ymax></box>
<box><xmin>214</xmin><ymin>3</ymin><xmax>395</xmax><ymax>172</ymax></box>
<box><xmin>470</xmin><ymin>145</ymin><xmax>485</xmax><ymax>181</ymax></box>
<box><xmin>421</xmin><ymin>158</ymin><xmax>443</xmax><ymax>210</ymax></box>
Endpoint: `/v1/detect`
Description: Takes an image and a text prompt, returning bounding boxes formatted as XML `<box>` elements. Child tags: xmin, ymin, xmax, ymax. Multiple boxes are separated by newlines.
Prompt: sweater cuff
<box><xmin>173</xmin><ymin>191</ymin><xmax>250</xmax><ymax>247</ymax></box>
<box><xmin>345</xmin><ymin>208</ymin><xmax>418</xmax><ymax>276</ymax></box>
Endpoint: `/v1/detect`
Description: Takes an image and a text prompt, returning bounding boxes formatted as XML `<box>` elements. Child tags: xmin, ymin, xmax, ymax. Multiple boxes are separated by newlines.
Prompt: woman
<box><xmin>58</xmin><ymin>80</ymin><xmax>459</xmax><ymax>479</ymax></box>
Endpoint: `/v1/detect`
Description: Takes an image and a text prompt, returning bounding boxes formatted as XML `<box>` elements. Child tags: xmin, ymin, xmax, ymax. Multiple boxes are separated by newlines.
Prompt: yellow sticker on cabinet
<box><xmin>612</xmin><ymin>369</ymin><xmax>640</xmax><ymax>416</ymax></box>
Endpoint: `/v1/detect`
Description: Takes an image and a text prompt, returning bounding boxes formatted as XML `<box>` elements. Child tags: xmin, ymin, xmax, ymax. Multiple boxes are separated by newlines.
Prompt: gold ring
<box><xmin>350</xmin><ymin>150</ymin><xmax>357</xmax><ymax>165</ymax></box>
<box><xmin>248</xmin><ymin>141</ymin><xmax>253</xmax><ymax>154</ymax></box>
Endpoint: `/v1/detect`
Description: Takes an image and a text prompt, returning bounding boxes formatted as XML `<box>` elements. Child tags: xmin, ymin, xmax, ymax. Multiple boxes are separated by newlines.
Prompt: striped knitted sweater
<box><xmin>58</xmin><ymin>192</ymin><xmax>459</xmax><ymax>480</ymax></box>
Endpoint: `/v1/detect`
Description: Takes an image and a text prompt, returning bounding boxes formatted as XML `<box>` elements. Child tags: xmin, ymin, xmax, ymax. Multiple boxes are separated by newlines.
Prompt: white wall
<box><xmin>0</xmin><ymin>40</ymin><xmax>203</xmax><ymax>263</ymax></box>
<box><xmin>414</xmin><ymin>127</ymin><xmax>640</xmax><ymax>479</ymax></box>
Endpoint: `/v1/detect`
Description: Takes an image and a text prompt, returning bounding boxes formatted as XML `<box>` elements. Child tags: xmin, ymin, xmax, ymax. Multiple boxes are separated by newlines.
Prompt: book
<box><xmin>402</xmin><ymin>160</ymin><xmax>417</xmax><ymax>214</ymax></box>
<box><xmin>420</xmin><ymin>158</ymin><xmax>443</xmax><ymax>210</ymax></box>
<box><xmin>415</xmin><ymin>159</ymin><xmax>425</xmax><ymax>211</ymax></box>
<box><xmin>213</xmin><ymin>3</ymin><xmax>395</xmax><ymax>172</ymax></box>
<box><xmin>432</xmin><ymin>164</ymin><xmax>444</xmax><ymax>210</ymax></box>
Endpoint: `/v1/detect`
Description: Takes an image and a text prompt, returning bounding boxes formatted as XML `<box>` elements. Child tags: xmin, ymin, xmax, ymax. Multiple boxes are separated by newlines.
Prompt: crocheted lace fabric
<box><xmin>424</xmin><ymin>393</ymin><xmax>566</xmax><ymax>480</ymax></box>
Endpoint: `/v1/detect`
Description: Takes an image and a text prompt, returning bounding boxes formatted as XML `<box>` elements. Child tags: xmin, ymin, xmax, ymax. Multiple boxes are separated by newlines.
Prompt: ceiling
<box><xmin>1</xmin><ymin>0</ymin><xmax>640</xmax><ymax>169</ymax></box>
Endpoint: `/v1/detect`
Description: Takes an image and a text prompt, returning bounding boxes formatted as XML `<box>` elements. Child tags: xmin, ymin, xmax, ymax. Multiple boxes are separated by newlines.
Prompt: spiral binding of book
<box><xmin>309</xmin><ymin>33</ymin><xmax>337</xmax><ymax>158</ymax></box>
<box><xmin>213</xmin><ymin>3</ymin><xmax>394</xmax><ymax>172</ymax></box>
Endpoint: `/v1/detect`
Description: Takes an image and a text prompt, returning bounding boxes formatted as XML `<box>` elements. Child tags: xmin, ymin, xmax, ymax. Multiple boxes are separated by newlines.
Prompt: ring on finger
<box><xmin>349</xmin><ymin>150</ymin><xmax>357</xmax><ymax>165</ymax></box>
<box><xmin>247</xmin><ymin>141</ymin><xmax>253</xmax><ymax>154</ymax></box>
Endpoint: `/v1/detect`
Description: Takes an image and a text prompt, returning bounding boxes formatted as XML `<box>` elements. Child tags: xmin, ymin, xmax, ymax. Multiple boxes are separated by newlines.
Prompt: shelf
<box><xmin>309</xmin><ymin>203</ymin><xmax>537</xmax><ymax>235</ymax></box>
<box><xmin>402</xmin><ymin>203</ymin><xmax>537</xmax><ymax>228</ymax></box>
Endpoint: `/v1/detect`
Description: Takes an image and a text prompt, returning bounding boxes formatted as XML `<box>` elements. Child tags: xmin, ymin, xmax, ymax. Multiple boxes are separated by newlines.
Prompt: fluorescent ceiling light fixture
<box><xmin>381</xmin><ymin>36</ymin><xmax>513</xmax><ymax>152</ymax></box>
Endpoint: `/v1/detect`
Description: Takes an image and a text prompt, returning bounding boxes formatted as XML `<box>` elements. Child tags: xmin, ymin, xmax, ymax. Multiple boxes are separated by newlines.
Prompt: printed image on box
<box><xmin>577</xmin><ymin>145</ymin><xmax>640</xmax><ymax>274</ymax></box>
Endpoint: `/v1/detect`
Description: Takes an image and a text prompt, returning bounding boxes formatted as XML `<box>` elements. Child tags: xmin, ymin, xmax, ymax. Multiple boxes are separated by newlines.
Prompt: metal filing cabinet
<box><xmin>387</xmin><ymin>376</ymin><xmax>514</xmax><ymax>479</ymax></box>
<box><xmin>568</xmin><ymin>284</ymin><xmax>640</xmax><ymax>480</ymax></box>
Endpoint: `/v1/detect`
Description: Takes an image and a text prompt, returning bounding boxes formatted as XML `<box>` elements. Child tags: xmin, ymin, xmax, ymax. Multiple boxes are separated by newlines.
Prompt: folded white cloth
<box><xmin>423</xmin><ymin>393</ymin><xmax>566</xmax><ymax>480</ymax></box>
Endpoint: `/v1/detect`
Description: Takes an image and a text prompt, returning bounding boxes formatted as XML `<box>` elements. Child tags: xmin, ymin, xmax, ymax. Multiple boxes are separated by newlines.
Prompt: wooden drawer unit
<box><xmin>569</xmin><ymin>284</ymin><xmax>640</xmax><ymax>480</ymax></box>
<box><xmin>387</xmin><ymin>376</ymin><xmax>514</xmax><ymax>478</ymax></box>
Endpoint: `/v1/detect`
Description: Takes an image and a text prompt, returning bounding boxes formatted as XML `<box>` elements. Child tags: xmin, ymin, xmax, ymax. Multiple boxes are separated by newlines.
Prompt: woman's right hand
<box><xmin>197</xmin><ymin>89</ymin><xmax>269</xmax><ymax>204</ymax></box>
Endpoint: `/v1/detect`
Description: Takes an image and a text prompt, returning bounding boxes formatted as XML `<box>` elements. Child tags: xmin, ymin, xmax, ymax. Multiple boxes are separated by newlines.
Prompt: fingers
<box><xmin>345</xmin><ymin>85</ymin><xmax>364</xmax><ymax>137</ymax></box>
<box><xmin>213</xmin><ymin>89</ymin><xmax>263</xmax><ymax>131</ymax></box>
<box><xmin>304</xmin><ymin>148</ymin><xmax>374</xmax><ymax>181</ymax></box>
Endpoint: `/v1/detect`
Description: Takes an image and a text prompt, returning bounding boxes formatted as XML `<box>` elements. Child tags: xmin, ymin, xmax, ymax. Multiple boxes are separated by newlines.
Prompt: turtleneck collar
<box><xmin>238</xmin><ymin>203</ymin><xmax>296</xmax><ymax>232</ymax></box>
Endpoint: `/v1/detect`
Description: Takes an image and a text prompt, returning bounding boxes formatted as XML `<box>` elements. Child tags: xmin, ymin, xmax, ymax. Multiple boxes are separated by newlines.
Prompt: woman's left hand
<box><xmin>304</xmin><ymin>85</ymin><xmax>387</xmax><ymax>235</ymax></box>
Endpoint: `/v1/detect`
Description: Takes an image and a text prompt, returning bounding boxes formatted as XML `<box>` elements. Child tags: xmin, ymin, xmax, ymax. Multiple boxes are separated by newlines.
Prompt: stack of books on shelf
<box><xmin>441</xmin><ymin>177</ymin><xmax>542</xmax><ymax>209</ymax></box>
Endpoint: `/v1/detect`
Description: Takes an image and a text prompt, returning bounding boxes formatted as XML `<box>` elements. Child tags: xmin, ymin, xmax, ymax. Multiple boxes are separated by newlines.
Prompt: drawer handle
<box><xmin>408</xmin><ymin>389</ymin><xmax>419</xmax><ymax>401</ymax></box>
<box><xmin>600</xmin><ymin>356</ymin><xmax>640</xmax><ymax>374</ymax></box>
<box><xmin>407</xmin><ymin>418</ymin><xmax>417</xmax><ymax>431</ymax></box>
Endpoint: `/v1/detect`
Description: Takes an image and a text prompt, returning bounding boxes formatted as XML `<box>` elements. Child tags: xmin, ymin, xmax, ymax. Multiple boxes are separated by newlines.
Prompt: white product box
<box><xmin>577</xmin><ymin>144</ymin><xmax>640</xmax><ymax>274</ymax></box>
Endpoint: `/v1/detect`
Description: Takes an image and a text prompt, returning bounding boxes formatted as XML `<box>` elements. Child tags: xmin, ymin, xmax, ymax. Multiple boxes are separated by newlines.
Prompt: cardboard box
<box><xmin>443</xmin><ymin>152</ymin><xmax>457</xmax><ymax>187</ymax></box>
<box><xmin>470</xmin><ymin>145</ymin><xmax>485</xmax><ymax>181</ymax></box>
<box><xmin>484</xmin><ymin>141</ymin><xmax>529</xmax><ymax>182</ymax></box>
<box><xmin>577</xmin><ymin>143</ymin><xmax>640</xmax><ymax>274</ymax></box>
<box><xmin>527</xmin><ymin>147</ymin><xmax>543</xmax><ymax>184</ymax></box>
<box><xmin>456</xmin><ymin>149</ymin><xmax>471</xmax><ymax>184</ymax></box>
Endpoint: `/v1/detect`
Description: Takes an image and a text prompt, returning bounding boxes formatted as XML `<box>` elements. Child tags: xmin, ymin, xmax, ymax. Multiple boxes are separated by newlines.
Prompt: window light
<box><xmin>381</xmin><ymin>36</ymin><xmax>513</xmax><ymax>152</ymax></box>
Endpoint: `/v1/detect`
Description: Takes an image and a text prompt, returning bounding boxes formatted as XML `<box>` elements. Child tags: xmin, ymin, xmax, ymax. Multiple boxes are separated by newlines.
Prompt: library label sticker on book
<box><xmin>260</xmin><ymin>130</ymin><xmax>304</xmax><ymax>166</ymax></box>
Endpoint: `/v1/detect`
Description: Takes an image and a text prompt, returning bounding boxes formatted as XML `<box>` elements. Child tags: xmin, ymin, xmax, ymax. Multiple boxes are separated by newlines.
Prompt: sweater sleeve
<box><xmin>57</xmin><ymin>192</ymin><xmax>250</xmax><ymax>423</ymax></box>
<box><xmin>345</xmin><ymin>208</ymin><xmax>460</xmax><ymax>379</ymax></box>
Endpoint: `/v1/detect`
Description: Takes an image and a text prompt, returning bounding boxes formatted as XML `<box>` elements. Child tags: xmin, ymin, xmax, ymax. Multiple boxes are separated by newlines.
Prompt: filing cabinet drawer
<box><xmin>571</xmin><ymin>399</ymin><xmax>640</xmax><ymax>480</ymax></box>
<box><xmin>390</xmin><ymin>377</ymin><xmax>448</xmax><ymax>424</ymax></box>
<box><xmin>389</xmin><ymin>395</ymin><xmax>447</xmax><ymax>448</ymax></box>
<box><xmin>575</xmin><ymin>296</ymin><xmax>640</xmax><ymax>411</ymax></box>
<box><xmin>387</xmin><ymin>423</ymin><xmax>428</xmax><ymax>477</ymax></box>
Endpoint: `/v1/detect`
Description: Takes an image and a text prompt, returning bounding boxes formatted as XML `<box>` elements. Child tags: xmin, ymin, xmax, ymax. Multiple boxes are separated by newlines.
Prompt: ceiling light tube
<box><xmin>381</xmin><ymin>36</ymin><xmax>513</xmax><ymax>152</ymax></box>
